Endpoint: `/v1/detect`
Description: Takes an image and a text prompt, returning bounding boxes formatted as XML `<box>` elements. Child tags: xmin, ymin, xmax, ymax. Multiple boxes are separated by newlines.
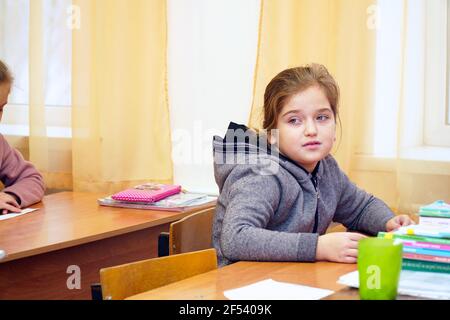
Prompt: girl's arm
<box><xmin>333</xmin><ymin>169</ymin><xmax>394</xmax><ymax>235</ymax></box>
<box><xmin>0</xmin><ymin>135</ymin><xmax>45</xmax><ymax>207</ymax></box>
<box><xmin>219</xmin><ymin>169</ymin><xmax>318</xmax><ymax>263</ymax></box>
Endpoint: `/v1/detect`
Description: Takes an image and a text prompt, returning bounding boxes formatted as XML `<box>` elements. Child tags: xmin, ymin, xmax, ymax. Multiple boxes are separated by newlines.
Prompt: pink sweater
<box><xmin>0</xmin><ymin>134</ymin><xmax>45</xmax><ymax>207</ymax></box>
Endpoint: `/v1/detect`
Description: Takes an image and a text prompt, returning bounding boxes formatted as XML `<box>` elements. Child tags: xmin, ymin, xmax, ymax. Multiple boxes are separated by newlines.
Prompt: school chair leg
<box><xmin>91</xmin><ymin>283</ymin><xmax>103</xmax><ymax>300</ymax></box>
<box><xmin>158</xmin><ymin>232</ymin><xmax>170</xmax><ymax>257</ymax></box>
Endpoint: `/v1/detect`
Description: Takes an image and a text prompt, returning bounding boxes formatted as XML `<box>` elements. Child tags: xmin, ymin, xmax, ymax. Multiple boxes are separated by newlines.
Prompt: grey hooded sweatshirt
<box><xmin>212</xmin><ymin>122</ymin><xmax>394</xmax><ymax>267</ymax></box>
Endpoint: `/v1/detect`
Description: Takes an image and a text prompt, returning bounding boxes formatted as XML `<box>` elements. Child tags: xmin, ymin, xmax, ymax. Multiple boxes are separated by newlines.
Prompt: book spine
<box><xmin>399</xmin><ymin>229</ymin><xmax>450</xmax><ymax>239</ymax></box>
<box><xmin>402</xmin><ymin>259</ymin><xmax>450</xmax><ymax>274</ymax></box>
<box><xmin>419</xmin><ymin>211</ymin><xmax>450</xmax><ymax>218</ymax></box>
<box><xmin>378</xmin><ymin>232</ymin><xmax>450</xmax><ymax>245</ymax></box>
<box><xmin>97</xmin><ymin>200</ymin><xmax>182</xmax><ymax>211</ymax></box>
<box><xmin>403</xmin><ymin>247</ymin><xmax>450</xmax><ymax>258</ymax></box>
<box><xmin>401</xmin><ymin>241</ymin><xmax>450</xmax><ymax>251</ymax></box>
<box><xmin>419</xmin><ymin>216</ymin><xmax>450</xmax><ymax>227</ymax></box>
<box><xmin>403</xmin><ymin>252</ymin><xmax>450</xmax><ymax>264</ymax></box>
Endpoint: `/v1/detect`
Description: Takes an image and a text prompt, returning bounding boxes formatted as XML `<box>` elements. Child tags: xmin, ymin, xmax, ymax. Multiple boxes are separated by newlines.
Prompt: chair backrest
<box><xmin>99</xmin><ymin>248</ymin><xmax>217</xmax><ymax>300</ymax></box>
<box><xmin>169</xmin><ymin>207</ymin><xmax>215</xmax><ymax>255</ymax></box>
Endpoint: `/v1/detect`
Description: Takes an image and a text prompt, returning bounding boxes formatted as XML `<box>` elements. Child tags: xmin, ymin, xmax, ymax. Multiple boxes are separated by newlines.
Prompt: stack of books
<box><xmin>378</xmin><ymin>213</ymin><xmax>450</xmax><ymax>274</ymax></box>
<box><xmin>98</xmin><ymin>183</ymin><xmax>217</xmax><ymax>212</ymax></box>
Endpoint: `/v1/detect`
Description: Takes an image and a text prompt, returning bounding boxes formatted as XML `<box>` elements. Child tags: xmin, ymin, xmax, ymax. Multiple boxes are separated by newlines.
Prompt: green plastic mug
<box><xmin>357</xmin><ymin>237</ymin><xmax>403</xmax><ymax>300</ymax></box>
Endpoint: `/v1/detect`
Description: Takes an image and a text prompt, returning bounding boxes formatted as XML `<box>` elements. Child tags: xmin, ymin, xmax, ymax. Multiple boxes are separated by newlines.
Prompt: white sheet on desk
<box><xmin>223</xmin><ymin>278</ymin><xmax>334</xmax><ymax>300</ymax></box>
<box><xmin>337</xmin><ymin>270</ymin><xmax>450</xmax><ymax>299</ymax></box>
<box><xmin>0</xmin><ymin>208</ymin><xmax>38</xmax><ymax>221</ymax></box>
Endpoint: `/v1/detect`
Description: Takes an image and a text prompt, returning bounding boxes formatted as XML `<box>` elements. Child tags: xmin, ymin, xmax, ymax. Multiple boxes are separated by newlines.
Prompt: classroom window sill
<box><xmin>0</xmin><ymin>124</ymin><xmax>72</xmax><ymax>138</ymax></box>
<box><xmin>352</xmin><ymin>146</ymin><xmax>450</xmax><ymax>175</ymax></box>
<box><xmin>0</xmin><ymin>131</ymin><xmax>72</xmax><ymax>173</ymax></box>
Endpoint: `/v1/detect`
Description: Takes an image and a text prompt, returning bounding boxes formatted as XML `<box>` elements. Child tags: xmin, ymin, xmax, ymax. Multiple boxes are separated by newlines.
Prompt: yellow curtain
<box><xmin>249</xmin><ymin>0</ymin><xmax>376</xmax><ymax>174</ymax></box>
<box><xmin>67</xmin><ymin>0</ymin><xmax>173</xmax><ymax>193</ymax></box>
<box><xmin>29</xmin><ymin>0</ymin><xmax>173</xmax><ymax>193</ymax></box>
<box><xmin>29</xmin><ymin>0</ymin><xmax>50</xmax><ymax>188</ymax></box>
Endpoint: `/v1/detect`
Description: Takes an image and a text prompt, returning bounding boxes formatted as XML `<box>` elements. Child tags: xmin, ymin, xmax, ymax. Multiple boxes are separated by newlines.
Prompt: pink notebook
<box><xmin>111</xmin><ymin>183</ymin><xmax>182</xmax><ymax>203</ymax></box>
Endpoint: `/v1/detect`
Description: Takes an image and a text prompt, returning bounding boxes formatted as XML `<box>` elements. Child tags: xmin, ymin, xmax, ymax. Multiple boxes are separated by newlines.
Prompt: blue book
<box><xmin>403</xmin><ymin>246</ymin><xmax>450</xmax><ymax>258</ymax></box>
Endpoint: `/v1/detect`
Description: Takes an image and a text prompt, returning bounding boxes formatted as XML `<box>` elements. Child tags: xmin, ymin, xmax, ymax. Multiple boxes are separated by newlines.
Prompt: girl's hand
<box><xmin>385</xmin><ymin>214</ymin><xmax>415</xmax><ymax>232</ymax></box>
<box><xmin>316</xmin><ymin>232</ymin><xmax>367</xmax><ymax>263</ymax></box>
<box><xmin>0</xmin><ymin>192</ymin><xmax>21</xmax><ymax>215</ymax></box>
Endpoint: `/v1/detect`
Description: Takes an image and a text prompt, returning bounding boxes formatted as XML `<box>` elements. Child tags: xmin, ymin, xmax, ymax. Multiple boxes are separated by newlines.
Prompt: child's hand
<box><xmin>0</xmin><ymin>192</ymin><xmax>21</xmax><ymax>215</ymax></box>
<box><xmin>385</xmin><ymin>215</ymin><xmax>415</xmax><ymax>232</ymax></box>
<box><xmin>316</xmin><ymin>232</ymin><xmax>367</xmax><ymax>263</ymax></box>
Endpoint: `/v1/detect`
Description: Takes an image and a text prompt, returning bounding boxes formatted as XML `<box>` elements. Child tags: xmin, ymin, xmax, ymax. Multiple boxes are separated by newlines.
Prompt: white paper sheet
<box><xmin>0</xmin><ymin>208</ymin><xmax>38</xmax><ymax>221</ymax></box>
<box><xmin>338</xmin><ymin>270</ymin><xmax>450</xmax><ymax>299</ymax></box>
<box><xmin>223</xmin><ymin>278</ymin><xmax>334</xmax><ymax>300</ymax></box>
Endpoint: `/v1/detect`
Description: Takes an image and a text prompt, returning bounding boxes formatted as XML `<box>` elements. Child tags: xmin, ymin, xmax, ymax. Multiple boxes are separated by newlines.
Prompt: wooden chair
<box><xmin>158</xmin><ymin>207</ymin><xmax>215</xmax><ymax>256</ymax></box>
<box><xmin>170</xmin><ymin>207</ymin><xmax>215</xmax><ymax>255</ymax></box>
<box><xmin>99</xmin><ymin>248</ymin><xmax>217</xmax><ymax>300</ymax></box>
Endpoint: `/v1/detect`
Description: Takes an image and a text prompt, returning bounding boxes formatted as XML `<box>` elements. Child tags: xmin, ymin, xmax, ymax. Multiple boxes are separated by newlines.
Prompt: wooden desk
<box><xmin>127</xmin><ymin>261</ymin><xmax>358</xmax><ymax>300</ymax></box>
<box><xmin>0</xmin><ymin>192</ymin><xmax>215</xmax><ymax>300</ymax></box>
<box><xmin>126</xmin><ymin>260</ymin><xmax>424</xmax><ymax>301</ymax></box>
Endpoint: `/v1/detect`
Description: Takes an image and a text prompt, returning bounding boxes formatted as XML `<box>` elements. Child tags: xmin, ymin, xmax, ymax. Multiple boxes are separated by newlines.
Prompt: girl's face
<box><xmin>0</xmin><ymin>83</ymin><xmax>10</xmax><ymax>122</ymax></box>
<box><xmin>272</xmin><ymin>85</ymin><xmax>336</xmax><ymax>172</ymax></box>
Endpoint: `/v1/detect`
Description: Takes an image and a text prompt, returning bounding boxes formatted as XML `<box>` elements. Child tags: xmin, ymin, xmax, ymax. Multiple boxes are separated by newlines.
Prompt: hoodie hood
<box><xmin>212</xmin><ymin>122</ymin><xmax>322</xmax><ymax>193</ymax></box>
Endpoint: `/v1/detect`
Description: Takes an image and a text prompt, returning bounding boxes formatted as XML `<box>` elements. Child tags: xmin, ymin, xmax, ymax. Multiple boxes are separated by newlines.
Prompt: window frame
<box><xmin>0</xmin><ymin>104</ymin><xmax>72</xmax><ymax>138</ymax></box>
<box><xmin>423</xmin><ymin>0</ymin><xmax>450</xmax><ymax>147</ymax></box>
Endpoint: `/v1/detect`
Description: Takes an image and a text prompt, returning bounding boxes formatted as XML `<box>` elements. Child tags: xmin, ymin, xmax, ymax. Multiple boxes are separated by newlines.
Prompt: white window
<box><xmin>373</xmin><ymin>0</ymin><xmax>450</xmax><ymax>159</ymax></box>
<box><xmin>0</xmin><ymin>0</ymin><xmax>72</xmax><ymax>138</ymax></box>
<box><xmin>423</xmin><ymin>0</ymin><xmax>450</xmax><ymax>147</ymax></box>
<box><xmin>373</xmin><ymin>0</ymin><xmax>405</xmax><ymax>158</ymax></box>
<box><xmin>448</xmin><ymin>0</ymin><xmax>450</xmax><ymax>126</ymax></box>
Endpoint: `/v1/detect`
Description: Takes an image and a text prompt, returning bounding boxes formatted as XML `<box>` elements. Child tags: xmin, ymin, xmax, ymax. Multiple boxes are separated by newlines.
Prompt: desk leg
<box><xmin>0</xmin><ymin>223</ymin><xmax>169</xmax><ymax>300</ymax></box>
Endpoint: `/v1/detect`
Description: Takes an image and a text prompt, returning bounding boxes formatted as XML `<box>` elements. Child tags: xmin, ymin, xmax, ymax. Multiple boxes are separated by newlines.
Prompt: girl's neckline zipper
<box><xmin>310</xmin><ymin>174</ymin><xmax>320</xmax><ymax>233</ymax></box>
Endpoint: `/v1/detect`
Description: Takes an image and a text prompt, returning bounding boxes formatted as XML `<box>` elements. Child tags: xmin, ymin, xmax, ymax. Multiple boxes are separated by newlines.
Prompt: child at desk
<box><xmin>212</xmin><ymin>64</ymin><xmax>414</xmax><ymax>267</ymax></box>
<box><xmin>0</xmin><ymin>60</ymin><xmax>45</xmax><ymax>214</ymax></box>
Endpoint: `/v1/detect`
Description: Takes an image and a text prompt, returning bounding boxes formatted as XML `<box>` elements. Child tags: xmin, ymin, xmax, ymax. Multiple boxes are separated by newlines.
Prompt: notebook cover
<box><xmin>111</xmin><ymin>183</ymin><xmax>182</xmax><ymax>203</ymax></box>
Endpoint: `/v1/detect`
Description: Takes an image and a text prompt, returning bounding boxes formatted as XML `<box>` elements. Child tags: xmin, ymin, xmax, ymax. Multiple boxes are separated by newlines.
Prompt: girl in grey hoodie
<box><xmin>212</xmin><ymin>64</ymin><xmax>414</xmax><ymax>267</ymax></box>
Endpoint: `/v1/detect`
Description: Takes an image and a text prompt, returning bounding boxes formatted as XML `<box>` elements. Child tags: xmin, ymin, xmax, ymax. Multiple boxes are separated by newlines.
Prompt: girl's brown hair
<box><xmin>0</xmin><ymin>60</ymin><xmax>13</xmax><ymax>85</ymax></box>
<box><xmin>263</xmin><ymin>63</ymin><xmax>340</xmax><ymax>131</ymax></box>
